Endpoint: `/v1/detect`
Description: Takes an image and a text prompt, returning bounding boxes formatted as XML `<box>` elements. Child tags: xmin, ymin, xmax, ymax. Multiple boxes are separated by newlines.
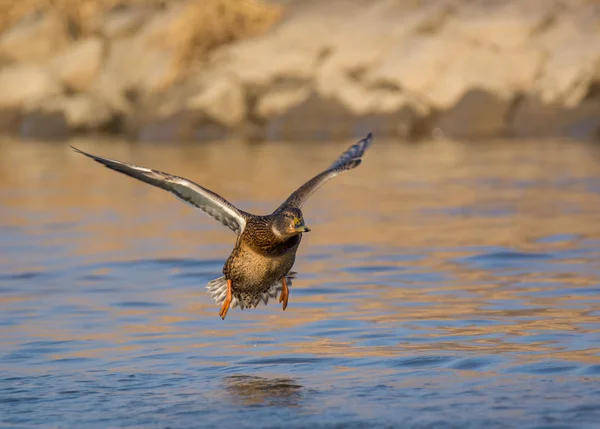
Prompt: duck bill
<box><xmin>295</xmin><ymin>225</ymin><xmax>311</xmax><ymax>233</ymax></box>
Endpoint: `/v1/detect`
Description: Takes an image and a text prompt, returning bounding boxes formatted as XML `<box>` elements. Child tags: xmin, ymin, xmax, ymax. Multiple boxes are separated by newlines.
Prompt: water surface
<box><xmin>1</xmin><ymin>138</ymin><xmax>600</xmax><ymax>428</ymax></box>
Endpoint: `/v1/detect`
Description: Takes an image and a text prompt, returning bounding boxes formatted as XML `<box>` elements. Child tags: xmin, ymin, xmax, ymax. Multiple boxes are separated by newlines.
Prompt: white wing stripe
<box><xmin>163</xmin><ymin>179</ymin><xmax>247</xmax><ymax>233</ymax></box>
<box><xmin>71</xmin><ymin>146</ymin><xmax>247</xmax><ymax>234</ymax></box>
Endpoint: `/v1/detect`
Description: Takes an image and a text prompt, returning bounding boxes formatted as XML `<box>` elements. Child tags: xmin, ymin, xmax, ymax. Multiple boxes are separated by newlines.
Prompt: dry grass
<box><xmin>176</xmin><ymin>0</ymin><xmax>282</xmax><ymax>61</ymax></box>
<box><xmin>0</xmin><ymin>0</ymin><xmax>138</xmax><ymax>34</ymax></box>
<box><xmin>0</xmin><ymin>0</ymin><xmax>282</xmax><ymax>56</ymax></box>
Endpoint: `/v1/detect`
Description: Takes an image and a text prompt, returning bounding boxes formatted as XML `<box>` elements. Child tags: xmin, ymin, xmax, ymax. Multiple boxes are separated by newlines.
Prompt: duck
<box><xmin>71</xmin><ymin>133</ymin><xmax>373</xmax><ymax>319</ymax></box>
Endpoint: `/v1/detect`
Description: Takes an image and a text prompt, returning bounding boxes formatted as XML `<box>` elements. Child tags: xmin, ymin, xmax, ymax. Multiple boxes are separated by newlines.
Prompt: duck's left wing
<box><xmin>71</xmin><ymin>147</ymin><xmax>248</xmax><ymax>234</ymax></box>
<box><xmin>276</xmin><ymin>133</ymin><xmax>373</xmax><ymax>211</ymax></box>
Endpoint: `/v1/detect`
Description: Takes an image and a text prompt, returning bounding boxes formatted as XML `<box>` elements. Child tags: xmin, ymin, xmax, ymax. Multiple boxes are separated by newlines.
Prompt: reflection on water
<box><xmin>1</xmin><ymin>138</ymin><xmax>600</xmax><ymax>428</ymax></box>
<box><xmin>224</xmin><ymin>375</ymin><xmax>303</xmax><ymax>407</ymax></box>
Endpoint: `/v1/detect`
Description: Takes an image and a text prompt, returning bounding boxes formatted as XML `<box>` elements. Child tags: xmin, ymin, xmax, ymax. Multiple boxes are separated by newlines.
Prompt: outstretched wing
<box><xmin>276</xmin><ymin>133</ymin><xmax>373</xmax><ymax>211</ymax></box>
<box><xmin>71</xmin><ymin>147</ymin><xmax>248</xmax><ymax>234</ymax></box>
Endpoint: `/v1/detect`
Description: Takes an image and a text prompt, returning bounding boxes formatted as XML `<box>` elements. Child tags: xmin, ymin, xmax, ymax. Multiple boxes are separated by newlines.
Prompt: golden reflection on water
<box><xmin>1</xmin><ymin>137</ymin><xmax>600</xmax><ymax>369</ymax></box>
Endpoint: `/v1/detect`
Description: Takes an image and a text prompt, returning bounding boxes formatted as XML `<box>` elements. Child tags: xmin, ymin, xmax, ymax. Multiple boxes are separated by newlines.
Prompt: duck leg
<box><xmin>279</xmin><ymin>277</ymin><xmax>289</xmax><ymax>311</ymax></box>
<box><xmin>219</xmin><ymin>279</ymin><xmax>233</xmax><ymax>320</ymax></box>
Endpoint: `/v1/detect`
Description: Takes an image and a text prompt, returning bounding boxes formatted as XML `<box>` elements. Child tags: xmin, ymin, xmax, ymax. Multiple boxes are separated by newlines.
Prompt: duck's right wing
<box><xmin>71</xmin><ymin>147</ymin><xmax>248</xmax><ymax>234</ymax></box>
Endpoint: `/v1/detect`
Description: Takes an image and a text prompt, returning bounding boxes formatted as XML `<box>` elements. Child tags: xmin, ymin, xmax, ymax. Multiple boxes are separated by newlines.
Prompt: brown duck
<box><xmin>72</xmin><ymin>133</ymin><xmax>373</xmax><ymax>319</ymax></box>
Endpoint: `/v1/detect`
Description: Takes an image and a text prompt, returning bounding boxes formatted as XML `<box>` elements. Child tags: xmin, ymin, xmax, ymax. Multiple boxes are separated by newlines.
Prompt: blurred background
<box><xmin>1</xmin><ymin>1</ymin><xmax>600</xmax><ymax>428</ymax></box>
<box><xmin>0</xmin><ymin>0</ymin><xmax>597</xmax><ymax>141</ymax></box>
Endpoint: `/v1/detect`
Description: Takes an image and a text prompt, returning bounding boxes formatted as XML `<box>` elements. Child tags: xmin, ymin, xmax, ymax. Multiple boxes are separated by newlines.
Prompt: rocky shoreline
<box><xmin>1</xmin><ymin>0</ymin><xmax>599</xmax><ymax>142</ymax></box>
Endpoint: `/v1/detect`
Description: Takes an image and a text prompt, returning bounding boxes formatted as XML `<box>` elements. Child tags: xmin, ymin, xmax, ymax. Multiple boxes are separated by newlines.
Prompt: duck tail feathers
<box><xmin>206</xmin><ymin>272</ymin><xmax>296</xmax><ymax>311</ymax></box>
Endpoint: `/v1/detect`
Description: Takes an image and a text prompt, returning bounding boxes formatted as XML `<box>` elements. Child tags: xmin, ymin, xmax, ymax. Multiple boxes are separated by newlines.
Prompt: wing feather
<box><xmin>276</xmin><ymin>133</ymin><xmax>373</xmax><ymax>211</ymax></box>
<box><xmin>71</xmin><ymin>147</ymin><xmax>247</xmax><ymax>234</ymax></box>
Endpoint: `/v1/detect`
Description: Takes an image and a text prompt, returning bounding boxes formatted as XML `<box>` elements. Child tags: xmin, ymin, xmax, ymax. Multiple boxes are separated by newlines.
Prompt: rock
<box><xmin>210</xmin><ymin>0</ymin><xmax>359</xmax><ymax>88</ymax></box>
<box><xmin>89</xmin><ymin>3</ymin><xmax>192</xmax><ymax>113</ymax></box>
<box><xmin>20</xmin><ymin>110</ymin><xmax>70</xmax><ymax>141</ymax></box>
<box><xmin>263</xmin><ymin>91</ymin><xmax>422</xmax><ymax>141</ymax></box>
<box><xmin>185</xmin><ymin>78</ymin><xmax>246</xmax><ymax>127</ymax></box>
<box><xmin>135</xmin><ymin>110</ymin><xmax>228</xmax><ymax>143</ymax></box>
<box><xmin>101</xmin><ymin>6</ymin><xmax>151</xmax><ymax>39</ymax></box>
<box><xmin>263</xmin><ymin>92</ymin><xmax>353</xmax><ymax>140</ymax></box>
<box><xmin>444</xmin><ymin>1</ymin><xmax>557</xmax><ymax>50</ymax></box>
<box><xmin>37</xmin><ymin>94</ymin><xmax>114</xmax><ymax>131</ymax></box>
<box><xmin>367</xmin><ymin>36</ymin><xmax>461</xmax><ymax>104</ymax></box>
<box><xmin>0</xmin><ymin>109</ymin><xmax>23</xmax><ymax>135</ymax></box>
<box><xmin>317</xmin><ymin>55</ymin><xmax>429</xmax><ymax>116</ymax></box>
<box><xmin>89</xmin><ymin>36</ymin><xmax>178</xmax><ymax>115</ymax></box>
<box><xmin>136</xmin><ymin>110</ymin><xmax>200</xmax><ymax>142</ymax></box>
<box><xmin>357</xmin><ymin>106</ymin><xmax>427</xmax><ymax>141</ymax></box>
<box><xmin>256</xmin><ymin>86</ymin><xmax>312</xmax><ymax>119</ymax></box>
<box><xmin>216</xmin><ymin>0</ymin><xmax>451</xmax><ymax>92</ymax></box>
<box><xmin>48</xmin><ymin>37</ymin><xmax>105</xmax><ymax>92</ymax></box>
<box><xmin>321</xmin><ymin>0</ymin><xmax>454</xmax><ymax>79</ymax></box>
<box><xmin>0</xmin><ymin>12</ymin><xmax>70</xmax><ymax>64</ymax></box>
<box><xmin>193</xmin><ymin>122</ymin><xmax>231</xmax><ymax>142</ymax></box>
<box><xmin>509</xmin><ymin>95</ymin><xmax>600</xmax><ymax>140</ymax></box>
<box><xmin>0</xmin><ymin>65</ymin><xmax>62</xmax><ymax>109</ymax></box>
<box><xmin>213</xmin><ymin>40</ymin><xmax>320</xmax><ymax>89</ymax></box>
<box><xmin>435</xmin><ymin>89</ymin><xmax>510</xmax><ymax>139</ymax></box>
<box><xmin>125</xmin><ymin>74</ymin><xmax>246</xmax><ymax>140</ymax></box>
<box><xmin>369</xmin><ymin>33</ymin><xmax>543</xmax><ymax>110</ymax></box>
<box><xmin>509</xmin><ymin>96</ymin><xmax>561</xmax><ymax>138</ymax></box>
<box><xmin>314</xmin><ymin>5</ymin><xmax>436</xmax><ymax>118</ymax></box>
<box><xmin>532</xmin><ymin>3</ymin><xmax>600</xmax><ymax>106</ymax></box>
<box><xmin>18</xmin><ymin>94</ymin><xmax>115</xmax><ymax>140</ymax></box>
<box><xmin>91</xmin><ymin>35</ymin><xmax>178</xmax><ymax>102</ymax></box>
<box><xmin>427</xmin><ymin>43</ymin><xmax>543</xmax><ymax>109</ymax></box>
<box><xmin>2</xmin><ymin>0</ymin><xmax>600</xmax><ymax>142</ymax></box>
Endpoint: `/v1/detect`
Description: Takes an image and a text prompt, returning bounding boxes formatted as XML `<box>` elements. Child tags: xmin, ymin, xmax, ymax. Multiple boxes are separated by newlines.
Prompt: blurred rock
<box><xmin>136</xmin><ymin>109</ymin><xmax>200</xmax><ymax>142</ymax></box>
<box><xmin>136</xmin><ymin>109</ymin><xmax>228</xmax><ymax>143</ymax></box>
<box><xmin>374</xmin><ymin>34</ymin><xmax>543</xmax><ymax>110</ymax></box>
<box><xmin>211</xmin><ymin>0</ymin><xmax>360</xmax><ymax>88</ymax></box>
<box><xmin>317</xmin><ymin>54</ymin><xmax>428</xmax><ymax>117</ymax></box>
<box><xmin>1</xmin><ymin>0</ymin><xmax>600</xmax><ymax>141</ymax></box>
<box><xmin>435</xmin><ymin>46</ymin><xmax>542</xmax><ymax>109</ymax></box>
<box><xmin>90</xmin><ymin>37</ymin><xmax>176</xmax><ymax>110</ymax></box>
<box><xmin>186</xmin><ymin>77</ymin><xmax>246</xmax><ymax>127</ymax></box>
<box><xmin>20</xmin><ymin>110</ymin><xmax>70</xmax><ymax>141</ymax></box>
<box><xmin>435</xmin><ymin>89</ymin><xmax>510</xmax><ymax>139</ymax></box>
<box><xmin>262</xmin><ymin>91</ymin><xmax>422</xmax><ymax>141</ymax></box>
<box><xmin>48</xmin><ymin>37</ymin><xmax>105</xmax><ymax>92</ymax></box>
<box><xmin>367</xmin><ymin>36</ymin><xmax>461</xmax><ymax>106</ymax></box>
<box><xmin>256</xmin><ymin>86</ymin><xmax>312</xmax><ymax>119</ymax></box>
<box><xmin>532</xmin><ymin>3</ymin><xmax>600</xmax><ymax>106</ymax></box>
<box><xmin>323</xmin><ymin>1</ymin><xmax>451</xmax><ymax>113</ymax></box>
<box><xmin>125</xmin><ymin>74</ymin><xmax>246</xmax><ymax>141</ymax></box>
<box><xmin>89</xmin><ymin>3</ymin><xmax>190</xmax><ymax>114</ymax></box>
<box><xmin>263</xmin><ymin>92</ymin><xmax>354</xmax><ymax>141</ymax></box>
<box><xmin>509</xmin><ymin>96</ymin><xmax>561</xmax><ymax>138</ymax></box>
<box><xmin>444</xmin><ymin>1</ymin><xmax>556</xmax><ymax>50</ymax></box>
<box><xmin>0</xmin><ymin>65</ymin><xmax>62</xmax><ymax>109</ymax></box>
<box><xmin>37</xmin><ymin>94</ymin><xmax>113</xmax><ymax>131</ymax></box>
<box><xmin>510</xmin><ymin>96</ymin><xmax>600</xmax><ymax>140</ymax></box>
<box><xmin>0</xmin><ymin>109</ymin><xmax>23</xmax><ymax>135</ymax></box>
<box><xmin>101</xmin><ymin>6</ymin><xmax>150</xmax><ymax>39</ymax></box>
<box><xmin>0</xmin><ymin>12</ymin><xmax>70</xmax><ymax>64</ymax></box>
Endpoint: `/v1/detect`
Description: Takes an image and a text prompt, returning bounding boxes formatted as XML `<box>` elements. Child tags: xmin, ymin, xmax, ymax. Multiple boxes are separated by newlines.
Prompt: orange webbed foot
<box><xmin>279</xmin><ymin>277</ymin><xmax>289</xmax><ymax>311</ymax></box>
<box><xmin>219</xmin><ymin>279</ymin><xmax>233</xmax><ymax>320</ymax></box>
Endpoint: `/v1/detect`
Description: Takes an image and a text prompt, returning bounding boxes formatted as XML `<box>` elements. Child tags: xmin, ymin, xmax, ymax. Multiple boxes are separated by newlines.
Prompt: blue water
<box><xmin>1</xmin><ymin>139</ymin><xmax>600</xmax><ymax>428</ymax></box>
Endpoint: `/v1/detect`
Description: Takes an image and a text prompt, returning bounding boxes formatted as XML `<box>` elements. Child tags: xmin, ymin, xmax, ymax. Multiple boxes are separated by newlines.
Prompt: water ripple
<box><xmin>1</xmin><ymin>140</ymin><xmax>600</xmax><ymax>428</ymax></box>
